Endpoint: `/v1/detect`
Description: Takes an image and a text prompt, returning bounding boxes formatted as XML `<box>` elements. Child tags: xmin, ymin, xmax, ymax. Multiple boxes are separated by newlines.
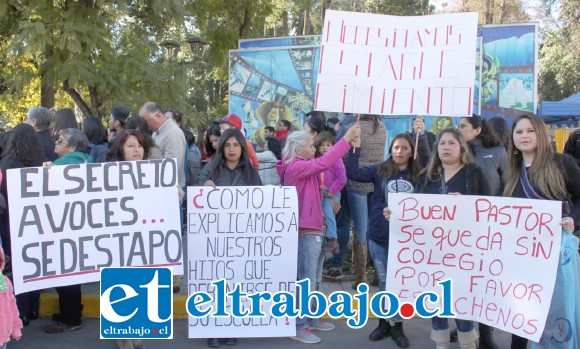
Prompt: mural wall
<box><xmin>230</xmin><ymin>24</ymin><xmax>537</xmax><ymax>151</ymax></box>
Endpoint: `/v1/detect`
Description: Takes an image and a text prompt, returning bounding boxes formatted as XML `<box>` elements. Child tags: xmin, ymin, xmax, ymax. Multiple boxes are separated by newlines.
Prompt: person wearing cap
<box><xmin>217</xmin><ymin>113</ymin><xmax>260</xmax><ymax>170</ymax></box>
<box><xmin>109</xmin><ymin>106</ymin><xmax>131</xmax><ymax>137</ymax></box>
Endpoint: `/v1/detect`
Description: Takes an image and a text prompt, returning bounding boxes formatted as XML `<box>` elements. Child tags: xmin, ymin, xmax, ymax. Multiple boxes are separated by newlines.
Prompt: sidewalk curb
<box><xmin>39</xmin><ymin>293</ymin><xmax>379</xmax><ymax>320</ymax></box>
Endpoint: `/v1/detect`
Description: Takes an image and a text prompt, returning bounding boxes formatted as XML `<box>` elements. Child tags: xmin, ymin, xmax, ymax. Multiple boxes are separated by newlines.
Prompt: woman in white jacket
<box><xmin>257</xmin><ymin>137</ymin><xmax>282</xmax><ymax>185</ymax></box>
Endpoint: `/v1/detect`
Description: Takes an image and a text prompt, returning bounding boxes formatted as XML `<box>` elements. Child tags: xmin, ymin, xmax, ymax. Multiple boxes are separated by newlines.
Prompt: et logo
<box><xmin>100</xmin><ymin>268</ymin><xmax>173</xmax><ymax>339</ymax></box>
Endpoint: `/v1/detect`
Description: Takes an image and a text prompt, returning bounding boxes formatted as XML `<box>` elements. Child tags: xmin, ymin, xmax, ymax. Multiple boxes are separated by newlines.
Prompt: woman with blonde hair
<box><xmin>276</xmin><ymin>125</ymin><xmax>360</xmax><ymax>344</ymax></box>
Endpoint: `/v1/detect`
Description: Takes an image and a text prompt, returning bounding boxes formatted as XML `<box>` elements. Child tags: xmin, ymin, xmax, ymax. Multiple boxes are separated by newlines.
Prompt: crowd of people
<box><xmin>0</xmin><ymin>104</ymin><xmax>579</xmax><ymax>349</ymax></box>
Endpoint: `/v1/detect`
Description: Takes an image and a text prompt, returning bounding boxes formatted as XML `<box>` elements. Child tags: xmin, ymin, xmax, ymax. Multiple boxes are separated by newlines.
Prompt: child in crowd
<box><xmin>276</xmin><ymin>119</ymin><xmax>292</xmax><ymax>148</ymax></box>
<box><xmin>314</xmin><ymin>131</ymin><xmax>346</xmax><ymax>254</ymax></box>
<box><xmin>0</xmin><ymin>246</ymin><xmax>22</xmax><ymax>349</ymax></box>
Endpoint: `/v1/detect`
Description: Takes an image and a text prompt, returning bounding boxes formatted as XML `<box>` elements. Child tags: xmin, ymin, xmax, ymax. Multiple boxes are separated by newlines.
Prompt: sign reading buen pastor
<box><xmin>387</xmin><ymin>193</ymin><xmax>561</xmax><ymax>342</ymax></box>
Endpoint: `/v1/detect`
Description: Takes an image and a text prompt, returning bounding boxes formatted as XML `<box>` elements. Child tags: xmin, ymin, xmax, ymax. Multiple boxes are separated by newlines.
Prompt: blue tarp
<box><xmin>538</xmin><ymin>93</ymin><xmax>580</xmax><ymax>117</ymax></box>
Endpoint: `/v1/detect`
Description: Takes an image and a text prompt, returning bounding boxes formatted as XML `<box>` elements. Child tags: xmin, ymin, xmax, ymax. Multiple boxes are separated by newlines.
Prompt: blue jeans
<box><xmin>347</xmin><ymin>191</ymin><xmax>372</xmax><ymax>245</ymax></box>
<box><xmin>296</xmin><ymin>234</ymin><xmax>324</xmax><ymax>329</ymax></box>
<box><xmin>368</xmin><ymin>239</ymin><xmax>402</xmax><ymax>321</ymax></box>
<box><xmin>316</xmin><ymin>238</ymin><xmax>327</xmax><ymax>286</ymax></box>
<box><xmin>329</xmin><ymin>189</ymin><xmax>351</xmax><ymax>269</ymax></box>
<box><xmin>432</xmin><ymin>317</ymin><xmax>474</xmax><ymax>332</ymax></box>
<box><xmin>322</xmin><ymin>189</ymin><xmax>340</xmax><ymax>239</ymax></box>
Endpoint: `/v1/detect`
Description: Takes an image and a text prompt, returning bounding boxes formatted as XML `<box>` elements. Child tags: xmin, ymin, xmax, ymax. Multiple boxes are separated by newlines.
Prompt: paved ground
<box><xmin>18</xmin><ymin>241</ymin><xmax>527</xmax><ymax>348</ymax></box>
<box><xmin>11</xmin><ymin>316</ymin><xmax>520</xmax><ymax>349</ymax></box>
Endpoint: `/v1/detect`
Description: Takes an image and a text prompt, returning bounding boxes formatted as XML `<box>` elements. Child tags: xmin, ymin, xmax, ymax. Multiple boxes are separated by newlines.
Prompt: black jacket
<box><xmin>563</xmin><ymin>130</ymin><xmax>580</xmax><ymax>167</ymax></box>
<box><xmin>416</xmin><ymin>163</ymin><xmax>492</xmax><ymax>196</ymax></box>
<box><xmin>37</xmin><ymin>130</ymin><xmax>57</xmax><ymax>161</ymax></box>
<box><xmin>345</xmin><ymin>149</ymin><xmax>419</xmax><ymax>248</ymax></box>
<box><xmin>511</xmin><ymin>153</ymin><xmax>580</xmax><ymax>231</ymax></box>
<box><xmin>198</xmin><ymin>161</ymin><xmax>262</xmax><ymax>186</ymax></box>
<box><xmin>468</xmin><ymin>138</ymin><xmax>507</xmax><ymax>196</ymax></box>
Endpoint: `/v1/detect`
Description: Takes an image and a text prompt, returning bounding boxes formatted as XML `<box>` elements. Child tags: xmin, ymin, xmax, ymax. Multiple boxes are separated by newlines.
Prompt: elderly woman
<box><xmin>43</xmin><ymin>128</ymin><xmax>91</xmax><ymax>333</ymax></box>
<box><xmin>46</xmin><ymin>128</ymin><xmax>92</xmax><ymax>166</ymax></box>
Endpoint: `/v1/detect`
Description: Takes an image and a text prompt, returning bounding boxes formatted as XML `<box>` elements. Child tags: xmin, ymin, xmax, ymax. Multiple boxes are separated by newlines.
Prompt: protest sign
<box><xmin>387</xmin><ymin>193</ymin><xmax>562</xmax><ymax>342</ymax></box>
<box><xmin>187</xmin><ymin>186</ymin><xmax>298</xmax><ymax>338</ymax></box>
<box><xmin>8</xmin><ymin>159</ymin><xmax>183</xmax><ymax>294</ymax></box>
<box><xmin>316</xmin><ymin>10</ymin><xmax>478</xmax><ymax>116</ymax></box>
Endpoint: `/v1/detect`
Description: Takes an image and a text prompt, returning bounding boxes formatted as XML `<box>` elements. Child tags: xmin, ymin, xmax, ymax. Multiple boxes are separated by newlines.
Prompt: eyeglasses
<box><xmin>56</xmin><ymin>137</ymin><xmax>67</xmax><ymax>145</ymax></box>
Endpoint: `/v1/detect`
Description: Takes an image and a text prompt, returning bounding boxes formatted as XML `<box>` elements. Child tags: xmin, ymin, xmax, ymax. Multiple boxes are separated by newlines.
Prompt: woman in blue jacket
<box><xmin>345</xmin><ymin>133</ymin><xmax>424</xmax><ymax>348</ymax></box>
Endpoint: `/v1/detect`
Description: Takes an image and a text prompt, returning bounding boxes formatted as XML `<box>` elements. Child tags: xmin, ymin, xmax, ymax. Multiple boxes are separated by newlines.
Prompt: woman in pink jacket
<box><xmin>276</xmin><ymin>125</ymin><xmax>360</xmax><ymax>344</ymax></box>
<box><xmin>0</xmin><ymin>246</ymin><xmax>22</xmax><ymax>349</ymax></box>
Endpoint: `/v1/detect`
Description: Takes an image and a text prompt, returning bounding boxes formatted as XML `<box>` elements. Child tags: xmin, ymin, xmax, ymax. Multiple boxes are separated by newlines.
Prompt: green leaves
<box><xmin>0</xmin><ymin>0</ymin><xmax>193</xmax><ymax>120</ymax></box>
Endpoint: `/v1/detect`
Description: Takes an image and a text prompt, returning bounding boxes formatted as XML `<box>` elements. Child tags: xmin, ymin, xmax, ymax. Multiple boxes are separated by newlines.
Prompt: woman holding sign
<box><xmin>107</xmin><ymin>129</ymin><xmax>151</xmax><ymax>162</ymax></box>
<box><xmin>198</xmin><ymin>127</ymin><xmax>261</xmax><ymax>348</ymax></box>
<box><xmin>0</xmin><ymin>124</ymin><xmax>46</xmax><ymax>327</ymax></box>
<box><xmin>106</xmin><ymin>130</ymin><xmax>151</xmax><ymax>349</ymax></box>
<box><xmin>43</xmin><ymin>128</ymin><xmax>92</xmax><ymax>334</ymax></box>
<box><xmin>503</xmin><ymin>113</ymin><xmax>580</xmax><ymax>349</ymax></box>
<box><xmin>198</xmin><ymin>128</ymin><xmax>262</xmax><ymax>187</ymax></box>
<box><xmin>345</xmin><ymin>133</ymin><xmax>425</xmax><ymax>348</ymax></box>
<box><xmin>420</xmin><ymin>128</ymin><xmax>491</xmax><ymax>349</ymax></box>
<box><xmin>384</xmin><ymin>128</ymin><xmax>491</xmax><ymax>349</ymax></box>
<box><xmin>276</xmin><ymin>124</ymin><xmax>360</xmax><ymax>344</ymax></box>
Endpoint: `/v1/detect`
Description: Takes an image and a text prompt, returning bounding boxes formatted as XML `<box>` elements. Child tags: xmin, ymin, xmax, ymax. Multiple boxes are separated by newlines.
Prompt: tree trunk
<box><xmin>484</xmin><ymin>0</ymin><xmax>493</xmax><ymax>24</ymax></box>
<box><xmin>282</xmin><ymin>10</ymin><xmax>289</xmax><ymax>36</ymax></box>
<box><xmin>296</xmin><ymin>12</ymin><xmax>305</xmax><ymax>36</ymax></box>
<box><xmin>88</xmin><ymin>85</ymin><xmax>100</xmax><ymax>118</ymax></box>
<box><xmin>40</xmin><ymin>60</ymin><xmax>55</xmax><ymax>109</ymax></box>
<box><xmin>303</xmin><ymin>8</ymin><xmax>311</xmax><ymax>35</ymax></box>
<box><xmin>498</xmin><ymin>0</ymin><xmax>507</xmax><ymax>23</ymax></box>
<box><xmin>62</xmin><ymin>80</ymin><xmax>93</xmax><ymax>119</ymax></box>
<box><xmin>239</xmin><ymin>6</ymin><xmax>252</xmax><ymax>38</ymax></box>
<box><xmin>40</xmin><ymin>9</ymin><xmax>55</xmax><ymax>109</ymax></box>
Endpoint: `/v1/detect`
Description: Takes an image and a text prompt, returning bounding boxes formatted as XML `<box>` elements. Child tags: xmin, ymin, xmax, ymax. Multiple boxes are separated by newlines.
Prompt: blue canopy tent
<box><xmin>537</xmin><ymin>93</ymin><xmax>580</xmax><ymax>124</ymax></box>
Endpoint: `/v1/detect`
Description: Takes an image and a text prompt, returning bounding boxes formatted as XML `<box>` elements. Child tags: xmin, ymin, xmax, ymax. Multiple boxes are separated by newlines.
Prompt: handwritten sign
<box><xmin>386</xmin><ymin>193</ymin><xmax>562</xmax><ymax>342</ymax></box>
<box><xmin>8</xmin><ymin>159</ymin><xmax>183</xmax><ymax>294</ymax></box>
<box><xmin>316</xmin><ymin>10</ymin><xmax>478</xmax><ymax>116</ymax></box>
<box><xmin>187</xmin><ymin>186</ymin><xmax>298</xmax><ymax>338</ymax></box>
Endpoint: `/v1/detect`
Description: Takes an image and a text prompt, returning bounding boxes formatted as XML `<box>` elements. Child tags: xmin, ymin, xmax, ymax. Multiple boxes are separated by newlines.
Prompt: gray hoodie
<box><xmin>469</xmin><ymin>138</ymin><xmax>507</xmax><ymax>196</ymax></box>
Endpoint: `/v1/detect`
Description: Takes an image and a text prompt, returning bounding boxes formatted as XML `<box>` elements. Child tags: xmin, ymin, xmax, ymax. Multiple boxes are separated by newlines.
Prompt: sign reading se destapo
<box><xmin>8</xmin><ymin>159</ymin><xmax>183</xmax><ymax>294</ymax></box>
<box><xmin>187</xmin><ymin>186</ymin><xmax>298</xmax><ymax>338</ymax></box>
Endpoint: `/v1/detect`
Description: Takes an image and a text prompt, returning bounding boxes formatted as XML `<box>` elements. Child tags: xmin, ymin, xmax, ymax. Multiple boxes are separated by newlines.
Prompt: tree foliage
<box><xmin>447</xmin><ymin>0</ymin><xmax>528</xmax><ymax>24</ymax></box>
<box><xmin>537</xmin><ymin>0</ymin><xmax>580</xmax><ymax>100</ymax></box>
<box><xmin>4</xmin><ymin>0</ymin><xmax>575</xmax><ymax>128</ymax></box>
<box><xmin>0</xmin><ymin>0</ymin><xmax>193</xmax><ymax>122</ymax></box>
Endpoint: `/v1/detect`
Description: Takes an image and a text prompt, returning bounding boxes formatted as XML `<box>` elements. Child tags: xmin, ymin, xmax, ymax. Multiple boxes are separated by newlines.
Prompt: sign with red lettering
<box><xmin>316</xmin><ymin>10</ymin><xmax>478</xmax><ymax>116</ymax></box>
<box><xmin>386</xmin><ymin>193</ymin><xmax>562</xmax><ymax>342</ymax></box>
